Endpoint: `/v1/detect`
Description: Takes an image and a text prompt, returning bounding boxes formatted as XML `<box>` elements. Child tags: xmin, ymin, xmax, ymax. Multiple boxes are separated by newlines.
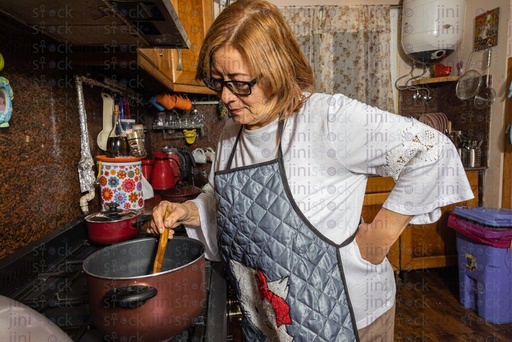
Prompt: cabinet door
<box><xmin>137</xmin><ymin>0</ymin><xmax>215</xmax><ymax>94</ymax></box>
<box><xmin>138</xmin><ymin>48</ymin><xmax>174</xmax><ymax>79</ymax></box>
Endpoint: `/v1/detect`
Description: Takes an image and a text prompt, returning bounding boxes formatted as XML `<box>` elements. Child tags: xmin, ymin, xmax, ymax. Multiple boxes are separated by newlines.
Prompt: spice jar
<box><xmin>127</xmin><ymin>131</ymin><xmax>147</xmax><ymax>157</ymax></box>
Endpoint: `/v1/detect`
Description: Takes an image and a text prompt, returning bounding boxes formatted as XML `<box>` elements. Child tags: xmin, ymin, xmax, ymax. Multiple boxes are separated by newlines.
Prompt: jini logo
<box><xmin>435</xmin><ymin>3</ymin><xmax>461</xmax><ymax>21</ymax></box>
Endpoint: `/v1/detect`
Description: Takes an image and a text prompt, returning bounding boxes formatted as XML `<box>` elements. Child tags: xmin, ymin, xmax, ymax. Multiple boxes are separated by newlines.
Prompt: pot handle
<box><xmin>103</xmin><ymin>285</ymin><xmax>158</xmax><ymax>309</ymax></box>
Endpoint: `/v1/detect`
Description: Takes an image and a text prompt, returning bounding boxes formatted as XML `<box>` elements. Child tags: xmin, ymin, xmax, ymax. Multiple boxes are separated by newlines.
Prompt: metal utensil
<box><xmin>153</xmin><ymin>209</ymin><xmax>172</xmax><ymax>273</ymax></box>
<box><xmin>456</xmin><ymin>50</ymin><xmax>482</xmax><ymax>101</ymax></box>
<box><xmin>474</xmin><ymin>46</ymin><xmax>496</xmax><ymax>109</ymax></box>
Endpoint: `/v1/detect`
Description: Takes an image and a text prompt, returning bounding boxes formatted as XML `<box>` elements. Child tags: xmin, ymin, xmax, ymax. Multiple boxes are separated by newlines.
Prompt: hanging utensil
<box><xmin>153</xmin><ymin>209</ymin><xmax>172</xmax><ymax>273</ymax></box>
<box><xmin>456</xmin><ymin>50</ymin><xmax>482</xmax><ymax>101</ymax></box>
<box><xmin>96</xmin><ymin>93</ymin><xmax>114</xmax><ymax>151</ymax></box>
<box><xmin>474</xmin><ymin>46</ymin><xmax>496</xmax><ymax>109</ymax></box>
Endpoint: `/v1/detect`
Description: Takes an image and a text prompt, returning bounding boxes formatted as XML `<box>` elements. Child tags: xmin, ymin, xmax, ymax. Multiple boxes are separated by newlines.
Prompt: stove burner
<box><xmin>0</xmin><ymin>219</ymin><xmax>227</xmax><ymax>341</ymax></box>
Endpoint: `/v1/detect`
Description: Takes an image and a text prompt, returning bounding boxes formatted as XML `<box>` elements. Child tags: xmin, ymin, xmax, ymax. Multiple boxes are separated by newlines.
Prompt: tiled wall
<box><xmin>0</xmin><ymin>15</ymin><xmax>225</xmax><ymax>259</ymax></box>
<box><xmin>399</xmin><ymin>81</ymin><xmax>490</xmax><ymax>165</ymax></box>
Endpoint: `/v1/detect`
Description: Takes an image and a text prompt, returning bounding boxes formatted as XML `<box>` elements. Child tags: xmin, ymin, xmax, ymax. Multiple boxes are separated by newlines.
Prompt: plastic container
<box><xmin>455</xmin><ymin>233</ymin><xmax>512</xmax><ymax>324</ymax></box>
<box><xmin>448</xmin><ymin>207</ymin><xmax>512</xmax><ymax>324</ymax></box>
<box><xmin>120</xmin><ymin>118</ymin><xmax>135</xmax><ymax>131</ymax></box>
<box><xmin>98</xmin><ymin>161</ymin><xmax>144</xmax><ymax>210</ymax></box>
<box><xmin>448</xmin><ymin>207</ymin><xmax>512</xmax><ymax>248</ymax></box>
<box><xmin>453</xmin><ymin>207</ymin><xmax>512</xmax><ymax>227</ymax></box>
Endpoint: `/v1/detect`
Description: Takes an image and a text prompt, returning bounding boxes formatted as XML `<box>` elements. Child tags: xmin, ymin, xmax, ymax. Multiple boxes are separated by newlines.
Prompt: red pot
<box><xmin>82</xmin><ymin>237</ymin><xmax>206</xmax><ymax>341</ymax></box>
<box><xmin>84</xmin><ymin>206</ymin><xmax>150</xmax><ymax>244</ymax></box>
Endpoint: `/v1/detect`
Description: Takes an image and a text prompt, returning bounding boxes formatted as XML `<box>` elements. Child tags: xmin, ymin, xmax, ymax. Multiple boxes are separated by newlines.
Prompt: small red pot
<box><xmin>84</xmin><ymin>207</ymin><xmax>150</xmax><ymax>245</ymax></box>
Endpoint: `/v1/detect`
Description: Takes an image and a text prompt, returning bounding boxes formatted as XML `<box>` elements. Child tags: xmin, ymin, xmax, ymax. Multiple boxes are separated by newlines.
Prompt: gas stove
<box><xmin>0</xmin><ymin>218</ymin><xmax>227</xmax><ymax>341</ymax></box>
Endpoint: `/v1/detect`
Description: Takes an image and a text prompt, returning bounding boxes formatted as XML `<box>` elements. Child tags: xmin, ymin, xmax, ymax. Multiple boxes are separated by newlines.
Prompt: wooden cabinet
<box><xmin>502</xmin><ymin>57</ymin><xmax>512</xmax><ymax>208</ymax></box>
<box><xmin>362</xmin><ymin>171</ymin><xmax>480</xmax><ymax>273</ymax></box>
<box><xmin>138</xmin><ymin>0</ymin><xmax>216</xmax><ymax>94</ymax></box>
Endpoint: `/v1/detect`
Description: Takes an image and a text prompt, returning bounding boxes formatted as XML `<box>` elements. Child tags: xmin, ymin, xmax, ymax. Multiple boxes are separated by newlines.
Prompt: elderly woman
<box><xmin>150</xmin><ymin>1</ymin><xmax>473</xmax><ymax>340</ymax></box>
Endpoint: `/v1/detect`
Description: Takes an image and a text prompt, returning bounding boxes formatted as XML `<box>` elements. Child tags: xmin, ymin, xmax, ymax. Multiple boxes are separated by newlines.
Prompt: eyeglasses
<box><xmin>204</xmin><ymin>78</ymin><xmax>258</xmax><ymax>96</ymax></box>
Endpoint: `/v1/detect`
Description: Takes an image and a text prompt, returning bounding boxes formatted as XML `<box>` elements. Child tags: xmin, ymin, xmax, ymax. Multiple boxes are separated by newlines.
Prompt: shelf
<box><xmin>153</xmin><ymin>124</ymin><xmax>205</xmax><ymax>137</ymax></box>
<box><xmin>411</xmin><ymin>76</ymin><xmax>460</xmax><ymax>85</ymax></box>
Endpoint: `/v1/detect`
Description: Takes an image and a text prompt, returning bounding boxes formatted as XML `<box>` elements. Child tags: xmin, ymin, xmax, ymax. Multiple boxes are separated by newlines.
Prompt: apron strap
<box><xmin>226</xmin><ymin>125</ymin><xmax>244</xmax><ymax>170</ymax></box>
<box><xmin>340</xmin><ymin>227</ymin><xmax>358</xmax><ymax>248</ymax></box>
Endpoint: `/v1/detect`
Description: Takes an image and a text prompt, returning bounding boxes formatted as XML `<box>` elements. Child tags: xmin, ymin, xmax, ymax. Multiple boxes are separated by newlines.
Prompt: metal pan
<box><xmin>456</xmin><ymin>70</ymin><xmax>482</xmax><ymax>100</ymax></box>
<box><xmin>83</xmin><ymin>237</ymin><xmax>206</xmax><ymax>341</ymax></box>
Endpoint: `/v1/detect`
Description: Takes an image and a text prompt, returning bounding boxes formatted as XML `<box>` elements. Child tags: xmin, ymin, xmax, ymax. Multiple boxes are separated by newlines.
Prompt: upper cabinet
<box><xmin>138</xmin><ymin>0</ymin><xmax>215</xmax><ymax>94</ymax></box>
<box><xmin>0</xmin><ymin>0</ymin><xmax>189</xmax><ymax>48</ymax></box>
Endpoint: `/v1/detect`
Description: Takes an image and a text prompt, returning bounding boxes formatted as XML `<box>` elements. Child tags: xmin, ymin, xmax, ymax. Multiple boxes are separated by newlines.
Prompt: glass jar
<box><xmin>126</xmin><ymin>131</ymin><xmax>147</xmax><ymax>157</ymax></box>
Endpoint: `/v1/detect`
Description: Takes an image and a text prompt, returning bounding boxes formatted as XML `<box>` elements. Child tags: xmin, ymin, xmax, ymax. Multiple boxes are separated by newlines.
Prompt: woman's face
<box><xmin>211</xmin><ymin>46</ymin><xmax>276</xmax><ymax>130</ymax></box>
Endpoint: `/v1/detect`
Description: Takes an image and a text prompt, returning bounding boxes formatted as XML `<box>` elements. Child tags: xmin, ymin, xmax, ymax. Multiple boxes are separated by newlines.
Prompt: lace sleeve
<box><xmin>378</xmin><ymin>121</ymin><xmax>450</xmax><ymax>181</ymax></box>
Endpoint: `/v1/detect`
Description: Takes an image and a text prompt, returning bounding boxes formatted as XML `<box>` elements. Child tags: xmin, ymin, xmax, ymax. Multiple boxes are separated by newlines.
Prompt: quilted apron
<box><xmin>215</xmin><ymin>123</ymin><xmax>360</xmax><ymax>341</ymax></box>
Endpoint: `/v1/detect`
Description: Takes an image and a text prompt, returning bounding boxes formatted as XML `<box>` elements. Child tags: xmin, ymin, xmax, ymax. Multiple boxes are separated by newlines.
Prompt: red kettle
<box><xmin>166</xmin><ymin>151</ymin><xmax>182</xmax><ymax>183</ymax></box>
<box><xmin>151</xmin><ymin>152</ymin><xmax>176</xmax><ymax>190</ymax></box>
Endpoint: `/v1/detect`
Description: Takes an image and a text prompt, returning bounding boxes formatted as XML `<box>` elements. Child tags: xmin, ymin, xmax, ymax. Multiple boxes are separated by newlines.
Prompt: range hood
<box><xmin>0</xmin><ymin>0</ymin><xmax>190</xmax><ymax>48</ymax></box>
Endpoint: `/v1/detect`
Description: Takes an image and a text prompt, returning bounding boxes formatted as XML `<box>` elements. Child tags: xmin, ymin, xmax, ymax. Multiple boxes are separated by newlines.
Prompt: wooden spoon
<box><xmin>152</xmin><ymin>209</ymin><xmax>172</xmax><ymax>274</ymax></box>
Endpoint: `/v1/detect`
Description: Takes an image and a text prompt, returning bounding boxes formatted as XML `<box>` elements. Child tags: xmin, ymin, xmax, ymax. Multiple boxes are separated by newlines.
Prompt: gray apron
<box><xmin>215</xmin><ymin>122</ymin><xmax>360</xmax><ymax>341</ymax></box>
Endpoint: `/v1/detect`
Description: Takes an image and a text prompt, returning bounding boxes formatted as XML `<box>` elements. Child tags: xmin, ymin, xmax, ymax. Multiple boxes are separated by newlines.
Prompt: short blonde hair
<box><xmin>196</xmin><ymin>0</ymin><xmax>314</xmax><ymax>119</ymax></box>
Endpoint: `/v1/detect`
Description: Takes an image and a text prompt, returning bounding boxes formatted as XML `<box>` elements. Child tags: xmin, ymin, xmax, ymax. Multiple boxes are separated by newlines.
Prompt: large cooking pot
<box><xmin>82</xmin><ymin>237</ymin><xmax>206</xmax><ymax>341</ymax></box>
<box><xmin>83</xmin><ymin>203</ymin><xmax>151</xmax><ymax>244</ymax></box>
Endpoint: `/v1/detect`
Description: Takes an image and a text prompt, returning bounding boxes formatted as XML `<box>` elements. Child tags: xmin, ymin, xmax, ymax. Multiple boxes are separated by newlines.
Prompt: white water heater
<box><xmin>402</xmin><ymin>0</ymin><xmax>465</xmax><ymax>64</ymax></box>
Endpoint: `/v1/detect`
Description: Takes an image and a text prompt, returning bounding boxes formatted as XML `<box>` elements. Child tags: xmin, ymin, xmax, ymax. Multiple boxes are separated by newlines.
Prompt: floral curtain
<box><xmin>280</xmin><ymin>5</ymin><xmax>394</xmax><ymax>112</ymax></box>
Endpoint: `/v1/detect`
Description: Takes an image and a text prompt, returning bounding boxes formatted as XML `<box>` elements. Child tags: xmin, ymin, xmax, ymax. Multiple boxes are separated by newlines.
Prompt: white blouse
<box><xmin>187</xmin><ymin>92</ymin><xmax>474</xmax><ymax>329</ymax></box>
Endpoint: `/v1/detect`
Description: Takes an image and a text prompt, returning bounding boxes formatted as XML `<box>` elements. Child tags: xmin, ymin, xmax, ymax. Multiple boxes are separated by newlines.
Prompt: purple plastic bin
<box><xmin>453</xmin><ymin>206</ymin><xmax>512</xmax><ymax>227</ymax></box>
<box><xmin>448</xmin><ymin>208</ymin><xmax>512</xmax><ymax>248</ymax></box>
<box><xmin>456</xmin><ymin>233</ymin><xmax>512</xmax><ymax>324</ymax></box>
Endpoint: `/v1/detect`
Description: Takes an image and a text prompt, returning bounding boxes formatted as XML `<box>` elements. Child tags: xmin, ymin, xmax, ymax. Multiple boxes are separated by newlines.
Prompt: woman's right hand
<box><xmin>149</xmin><ymin>200</ymin><xmax>200</xmax><ymax>236</ymax></box>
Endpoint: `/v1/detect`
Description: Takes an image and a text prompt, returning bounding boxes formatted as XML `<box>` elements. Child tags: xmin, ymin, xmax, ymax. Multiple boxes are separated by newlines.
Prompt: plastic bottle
<box><xmin>106</xmin><ymin>104</ymin><xmax>128</xmax><ymax>157</ymax></box>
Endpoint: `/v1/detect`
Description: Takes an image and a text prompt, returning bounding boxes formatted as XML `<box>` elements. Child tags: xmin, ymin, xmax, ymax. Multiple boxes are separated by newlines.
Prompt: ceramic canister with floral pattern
<box><xmin>99</xmin><ymin>161</ymin><xmax>144</xmax><ymax>210</ymax></box>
